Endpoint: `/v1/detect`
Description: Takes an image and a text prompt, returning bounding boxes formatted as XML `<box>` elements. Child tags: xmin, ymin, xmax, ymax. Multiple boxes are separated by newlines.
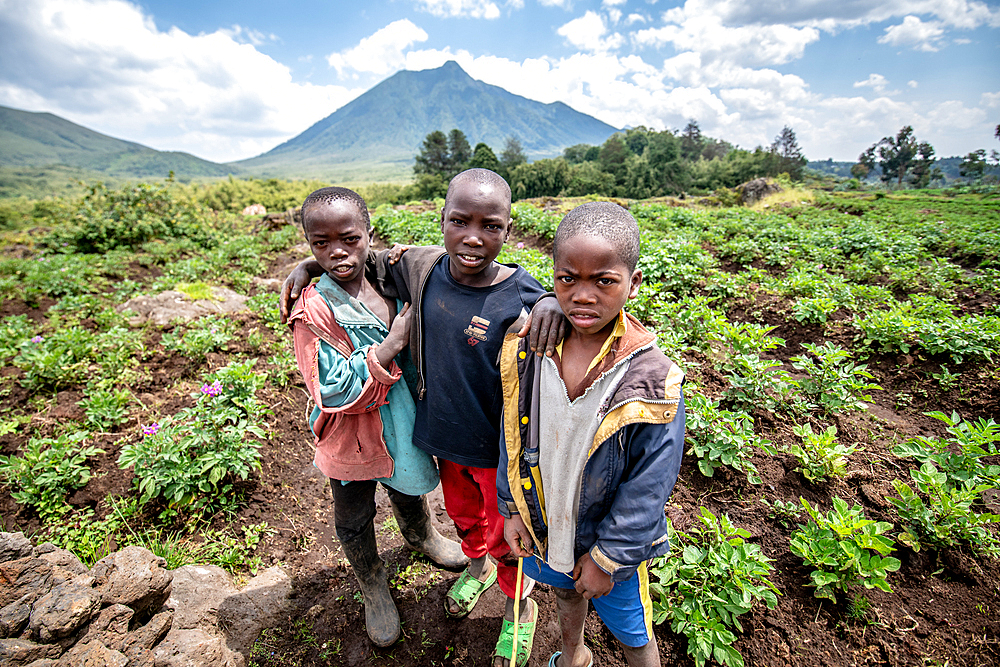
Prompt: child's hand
<box><xmin>375</xmin><ymin>303</ymin><xmax>411</xmax><ymax>369</ymax></box>
<box><xmin>279</xmin><ymin>260</ymin><xmax>324</xmax><ymax>323</ymax></box>
<box><xmin>387</xmin><ymin>243</ymin><xmax>412</xmax><ymax>265</ymax></box>
<box><xmin>503</xmin><ymin>514</ymin><xmax>533</xmax><ymax>558</ymax></box>
<box><xmin>572</xmin><ymin>553</ymin><xmax>613</xmax><ymax>600</ymax></box>
<box><xmin>518</xmin><ymin>295</ymin><xmax>567</xmax><ymax>358</ymax></box>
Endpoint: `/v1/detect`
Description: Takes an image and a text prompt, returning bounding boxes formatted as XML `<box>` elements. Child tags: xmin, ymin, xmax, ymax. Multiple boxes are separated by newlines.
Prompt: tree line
<box><xmin>410</xmin><ymin>122</ymin><xmax>807</xmax><ymax>201</ymax></box>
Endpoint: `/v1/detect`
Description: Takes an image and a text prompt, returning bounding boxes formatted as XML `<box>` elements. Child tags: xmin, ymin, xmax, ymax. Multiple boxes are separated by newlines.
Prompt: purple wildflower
<box><xmin>516</xmin><ymin>242</ymin><xmax>525</xmax><ymax>249</ymax></box>
<box><xmin>200</xmin><ymin>380</ymin><xmax>223</xmax><ymax>397</ymax></box>
<box><xmin>30</xmin><ymin>335</ymin><xmax>44</xmax><ymax>343</ymax></box>
<box><xmin>142</xmin><ymin>422</ymin><xmax>160</xmax><ymax>436</ymax></box>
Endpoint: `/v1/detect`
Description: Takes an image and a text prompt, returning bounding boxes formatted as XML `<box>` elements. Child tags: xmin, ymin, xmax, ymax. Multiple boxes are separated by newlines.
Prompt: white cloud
<box><xmin>878</xmin><ymin>16</ymin><xmax>945</xmax><ymax>51</ymax></box>
<box><xmin>625</xmin><ymin>13</ymin><xmax>647</xmax><ymax>25</ymax></box>
<box><xmin>413</xmin><ymin>0</ymin><xmax>500</xmax><ymax>20</ymax></box>
<box><xmin>557</xmin><ymin>11</ymin><xmax>623</xmax><ymax>52</ymax></box>
<box><xmin>908</xmin><ymin>80</ymin><xmax>919</xmax><ymax>88</ymax></box>
<box><xmin>602</xmin><ymin>0</ymin><xmax>627</xmax><ymax>6</ymax></box>
<box><xmin>634</xmin><ymin>14</ymin><xmax>820</xmax><ymax>66</ymax></box>
<box><xmin>853</xmin><ymin>73</ymin><xmax>890</xmax><ymax>93</ymax></box>
<box><xmin>539</xmin><ymin>0</ymin><xmax>572</xmax><ymax>8</ymax></box>
<box><xmin>665</xmin><ymin>0</ymin><xmax>1000</xmax><ymax>31</ymax></box>
<box><xmin>0</xmin><ymin>0</ymin><xmax>362</xmax><ymax>162</ymax></box>
<box><xmin>327</xmin><ymin>20</ymin><xmax>429</xmax><ymax>76</ymax></box>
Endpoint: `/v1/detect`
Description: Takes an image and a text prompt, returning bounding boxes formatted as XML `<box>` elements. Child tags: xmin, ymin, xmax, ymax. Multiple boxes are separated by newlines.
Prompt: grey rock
<box><xmin>91</xmin><ymin>547</ymin><xmax>172</xmax><ymax>615</ymax></box>
<box><xmin>29</xmin><ymin>576</ymin><xmax>101</xmax><ymax>643</ymax></box>
<box><xmin>0</xmin><ymin>533</ymin><xmax>33</xmax><ymax>563</ymax></box>
<box><xmin>59</xmin><ymin>641</ymin><xmax>128</xmax><ymax>667</ymax></box>
<box><xmin>217</xmin><ymin>567</ymin><xmax>293</xmax><ymax>655</ymax></box>
<box><xmin>77</xmin><ymin>603</ymin><xmax>133</xmax><ymax>648</ymax></box>
<box><xmin>0</xmin><ymin>559</ymin><xmax>56</xmax><ymax>609</ymax></box>
<box><xmin>152</xmin><ymin>628</ymin><xmax>243</xmax><ymax>667</ymax></box>
<box><xmin>0</xmin><ymin>594</ymin><xmax>32</xmax><ymax>638</ymax></box>
<box><xmin>736</xmin><ymin>177</ymin><xmax>783</xmax><ymax>205</ymax></box>
<box><xmin>122</xmin><ymin>288</ymin><xmax>249</xmax><ymax>326</ymax></box>
<box><xmin>163</xmin><ymin>565</ymin><xmax>236</xmax><ymax>631</ymax></box>
<box><xmin>35</xmin><ymin>549</ymin><xmax>86</xmax><ymax>578</ymax></box>
<box><xmin>0</xmin><ymin>638</ymin><xmax>62</xmax><ymax>666</ymax></box>
<box><xmin>122</xmin><ymin>610</ymin><xmax>173</xmax><ymax>654</ymax></box>
<box><xmin>23</xmin><ymin>660</ymin><xmax>58</xmax><ymax>667</ymax></box>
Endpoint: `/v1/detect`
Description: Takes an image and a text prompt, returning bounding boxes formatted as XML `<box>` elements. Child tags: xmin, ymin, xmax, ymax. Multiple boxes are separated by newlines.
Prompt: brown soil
<box><xmin>1</xmin><ymin>235</ymin><xmax>998</xmax><ymax>667</ymax></box>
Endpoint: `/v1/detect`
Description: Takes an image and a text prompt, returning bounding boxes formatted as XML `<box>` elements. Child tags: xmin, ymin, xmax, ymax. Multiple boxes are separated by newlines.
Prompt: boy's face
<box><xmin>303</xmin><ymin>200</ymin><xmax>372</xmax><ymax>292</ymax></box>
<box><xmin>439</xmin><ymin>178</ymin><xmax>511</xmax><ymax>285</ymax></box>
<box><xmin>553</xmin><ymin>234</ymin><xmax>641</xmax><ymax>339</ymax></box>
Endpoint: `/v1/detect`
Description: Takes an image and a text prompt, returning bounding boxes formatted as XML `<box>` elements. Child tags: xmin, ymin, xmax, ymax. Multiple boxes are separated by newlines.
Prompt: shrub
<box><xmin>789</xmin><ymin>497</ymin><xmax>900</xmax><ymax>603</ymax></box>
<box><xmin>685</xmin><ymin>394</ymin><xmax>771</xmax><ymax>485</ymax></box>
<box><xmin>786</xmin><ymin>423</ymin><xmax>857</xmax><ymax>483</ymax></box>
<box><xmin>893</xmin><ymin>411</ymin><xmax>1000</xmax><ymax>489</ymax></box>
<box><xmin>890</xmin><ymin>463</ymin><xmax>1000</xmax><ymax>556</ymax></box>
<box><xmin>0</xmin><ymin>432</ymin><xmax>104</xmax><ymax>519</ymax></box>
<box><xmin>790</xmin><ymin>342</ymin><xmax>880</xmax><ymax>416</ymax></box>
<box><xmin>649</xmin><ymin>508</ymin><xmax>779</xmax><ymax>667</ymax></box>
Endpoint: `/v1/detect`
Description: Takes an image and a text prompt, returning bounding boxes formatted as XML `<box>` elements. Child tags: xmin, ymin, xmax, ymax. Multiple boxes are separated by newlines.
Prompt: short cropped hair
<box><xmin>446</xmin><ymin>169</ymin><xmax>512</xmax><ymax>210</ymax></box>
<box><xmin>553</xmin><ymin>202</ymin><xmax>640</xmax><ymax>272</ymax></box>
<box><xmin>301</xmin><ymin>187</ymin><xmax>371</xmax><ymax>232</ymax></box>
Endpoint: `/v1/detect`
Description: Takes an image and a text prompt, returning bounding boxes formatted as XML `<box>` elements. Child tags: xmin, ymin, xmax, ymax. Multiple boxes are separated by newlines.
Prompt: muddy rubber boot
<box><xmin>391</xmin><ymin>494</ymin><xmax>469</xmax><ymax>571</ymax></box>
<box><xmin>340</xmin><ymin>524</ymin><xmax>400</xmax><ymax>647</ymax></box>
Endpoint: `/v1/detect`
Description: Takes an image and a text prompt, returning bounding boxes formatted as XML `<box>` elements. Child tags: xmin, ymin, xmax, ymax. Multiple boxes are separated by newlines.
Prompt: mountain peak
<box><xmin>235</xmin><ymin>63</ymin><xmax>619</xmax><ymax>179</ymax></box>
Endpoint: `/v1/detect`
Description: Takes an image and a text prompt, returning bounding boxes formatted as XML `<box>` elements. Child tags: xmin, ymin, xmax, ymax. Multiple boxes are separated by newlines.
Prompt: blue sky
<box><xmin>1</xmin><ymin>0</ymin><xmax>998</xmax><ymax>166</ymax></box>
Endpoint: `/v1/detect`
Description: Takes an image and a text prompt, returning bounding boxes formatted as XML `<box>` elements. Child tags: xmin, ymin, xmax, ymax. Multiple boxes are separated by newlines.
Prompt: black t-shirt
<box><xmin>413</xmin><ymin>257</ymin><xmax>546</xmax><ymax>468</ymax></box>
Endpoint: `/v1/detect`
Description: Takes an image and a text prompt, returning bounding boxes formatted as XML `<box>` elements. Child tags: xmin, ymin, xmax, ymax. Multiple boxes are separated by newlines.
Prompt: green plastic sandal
<box><xmin>494</xmin><ymin>599</ymin><xmax>537</xmax><ymax>667</ymax></box>
<box><xmin>445</xmin><ymin>562</ymin><xmax>497</xmax><ymax>618</ymax></box>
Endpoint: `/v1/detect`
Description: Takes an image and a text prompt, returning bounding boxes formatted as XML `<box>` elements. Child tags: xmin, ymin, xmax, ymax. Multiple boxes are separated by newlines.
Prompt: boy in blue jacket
<box><xmin>498</xmin><ymin>202</ymin><xmax>686</xmax><ymax>667</ymax></box>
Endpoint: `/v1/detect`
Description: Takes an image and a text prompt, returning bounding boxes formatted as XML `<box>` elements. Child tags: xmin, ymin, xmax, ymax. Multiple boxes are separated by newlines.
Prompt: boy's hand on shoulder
<box><xmin>279</xmin><ymin>259</ymin><xmax>324</xmax><ymax>323</ymax></box>
<box><xmin>387</xmin><ymin>243</ymin><xmax>411</xmax><ymax>265</ymax></box>
<box><xmin>519</xmin><ymin>295</ymin><xmax>567</xmax><ymax>357</ymax></box>
<box><xmin>503</xmin><ymin>514</ymin><xmax>533</xmax><ymax>558</ymax></box>
<box><xmin>572</xmin><ymin>553</ymin><xmax>613</xmax><ymax>600</ymax></box>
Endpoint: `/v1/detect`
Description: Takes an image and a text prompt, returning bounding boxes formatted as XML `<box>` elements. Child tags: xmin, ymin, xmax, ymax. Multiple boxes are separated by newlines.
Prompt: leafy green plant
<box><xmin>161</xmin><ymin>315</ymin><xmax>235</xmax><ymax>363</ymax></box>
<box><xmin>786</xmin><ymin>423</ymin><xmax>857</xmax><ymax>483</ymax></box>
<box><xmin>0</xmin><ymin>315</ymin><xmax>34</xmax><ymax>360</ymax></box>
<box><xmin>721</xmin><ymin>353</ymin><xmax>795</xmax><ymax>413</ymax></box>
<box><xmin>13</xmin><ymin>325</ymin><xmax>142</xmax><ymax>392</ymax></box>
<box><xmin>890</xmin><ymin>463</ymin><xmax>1000</xmax><ymax>556</ymax></box>
<box><xmin>117</xmin><ymin>366</ymin><xmax>266</xmax><ymax>516</ymax></box>
<box><xmin>685</xmin><ymin>394</ymin><xmax>771</xmax><ymax>485</ymax></box>
<box><xmin>789</xmin><ymin>497</ymin><xmax>900</xmax><ymax>603</ymax></box>
<box><xmin>893</xmin><ymin>411</ymin><xmax>1000</xmax><ymax>489</ymax></box>
<box><xmin>791</xmin><ymin>296</ymin><xmax>839</xmax><ymax>324</ymax></box>
<box><xmin>790</xmin><ymin>342</ymin><xmax>880</xmax><ymax>415</ymax></box>
<box><xmin>759</xmin><ymin>497</ymin><xmax>803</xmax><ymax>528</ymax></box>
<box><xmin>649</xmin><ymin>508</ymin><xmax>779</xmax><ymax>667</ymax></box>
<box><xmin>40</xmin><ymin>505</ymin><xmax>122</xmax><ymax>566</ymax></box>
<box><xmin>0</xmin><ymin>431</ymin><xmax>104</xmax><ymax>519</ymax></box>
<box><xmin>78</xmin><ymin>388</ymin><xmax>132</xmax><ymax>431</ymax></box>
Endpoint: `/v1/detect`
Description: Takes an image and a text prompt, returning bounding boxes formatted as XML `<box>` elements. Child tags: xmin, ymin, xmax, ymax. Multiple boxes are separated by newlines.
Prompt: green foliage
<box><xmin>791</xmin><ymin>296</ymin><xmax>839</xmax><ymax>323</ymax></box>
<box><xmin>0</xmin><ymin>315</ymin><xmax>34</xmax><ymax>361</ymax></box>
<box><xmin>161</xmin><ymin>315</ymin><xmax>235</xmax><ymax>363</ymax></box>
<box><xmin>893</xmin><ymin>411</ymin><xmax>1000</xmax><ymax>489</ymax></box>
<box><xmin>0</xmin><ymin>432</ymin><xmax>103</xmax><ymax>519</ymax></box>
<box><xmin>855</xmin><ymin>302</ymin><xmax>1000</xmax><ymax>362</ymax></box>
<box><xmin>39</xmin><ymin>505</ymin><xmax>122</xmax><ymax>566</ymax></box>
<box><xmin>759</xmin><ymin>497</ymin><xmax>803</xmax><ymax>528</ymax></box>
<box><xmin>649</xmin><ymin>508</ymin><xmax>779</xmax><ymax>667</ymax></box>
<box><xmin>721</xmin><ymin>353</ymin><xmax>795</xmax><ymax>414</ymax></box>
<box><xmin>0</xmin><ymin>254</ymin><xmax>104</xmax><ymax>305</ymax></box>
<box><xmin>41</xmin><ymin>182</ymin><xmax>213</xmax><ymax>253</ymax></box>
<box><xmin>117</xmin><ymin>363</ymin><xmax>267</xmax><ymax>515</ymax></box>
<box><xmin>685</xmin><ymin>394</ymin><xmax>771</xmax><ymax>485</ymax></box>
<box><xmin>370</xmin><ymin>206</ymin><xmax>443</xmax><ymax>246</ymax></box>
<box><xmin>78</xmin><ymin>388</ymin><xmax>132</xmax><ymax>431</ymax></box>
<box><xmin>890</xmin><ymin>463</ymin><xmax>1000</xmax><ymax>556</ymax></box>
<box><xmin>789</xmin><ymin>497</ymin><xmax>900</xmax><ymax>603</ymax></box>
<box><xmin>790</xmin><ymin>342</ymin><xmax>880</xmax><ymax>415</ymax></box>
<box><xmin>510</xmin><ymin>203</ymin><xmax>560</xmax><ymax>239</ymax></box>
<box><xmin>786</xmin><ymin>423</ymin><xmax>857</xmax><ymax>483</ymax></box>
<box><xmin>13</xmin><ymin>325</ymin><xmax>141</xmax><ymax>392</ymax></box>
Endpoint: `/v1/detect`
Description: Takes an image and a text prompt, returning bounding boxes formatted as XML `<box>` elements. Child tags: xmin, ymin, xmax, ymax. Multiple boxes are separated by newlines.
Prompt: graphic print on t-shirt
<box><xmin>464</xmin><ymin>315</ymin><xmax>490</xmax><ymax>346</ymax></box>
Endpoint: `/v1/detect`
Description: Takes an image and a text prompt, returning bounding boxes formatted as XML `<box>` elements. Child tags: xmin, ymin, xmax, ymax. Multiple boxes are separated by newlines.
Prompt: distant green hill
<box><xmin>0</xmin><ymin>105</ymin><xmax>239</xmax><ymax>180</ymax></box>
<box><xmin>233</xmin><ymin>61</ymin><xmax>619</xmax><ymax>181</ymax></box>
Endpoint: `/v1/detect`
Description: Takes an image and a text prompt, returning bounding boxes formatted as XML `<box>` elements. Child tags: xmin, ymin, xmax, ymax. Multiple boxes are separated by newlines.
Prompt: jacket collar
<box><xmin>313</xmin><ymin>274</ymin><xmax>387</xmax><ymax>329</ymax></box>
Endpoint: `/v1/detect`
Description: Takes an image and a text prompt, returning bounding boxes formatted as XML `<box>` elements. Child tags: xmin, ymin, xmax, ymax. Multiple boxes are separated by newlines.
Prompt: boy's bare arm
<box><xmin>373</xmin><ymin>303</ymin><xmax>411</xmax><ymax>370</ymax></box>
<box><xmin>573</xmin><ymin>553</ymin><xmax>613</xmax><ymax>599</ymax></box>
<box><xmin>518</xmin><ymin>295</ymin><xmax>568</xmax><ymax>357</ymax></box>
<box><xmin>279</xmin><ymin>259</ymin><xmax>324</xmax><ymax>323</ymax></box>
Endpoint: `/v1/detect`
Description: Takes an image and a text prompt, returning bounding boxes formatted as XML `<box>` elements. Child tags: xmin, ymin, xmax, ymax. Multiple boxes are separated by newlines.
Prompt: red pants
<box><xmin>438</xmin><ymin>458</ymin><xmax>529</xmax><ymax>600</ymax></box>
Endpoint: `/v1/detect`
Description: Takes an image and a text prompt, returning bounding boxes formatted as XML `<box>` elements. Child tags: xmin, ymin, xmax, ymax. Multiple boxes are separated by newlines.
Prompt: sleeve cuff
<box><xmin>365</xmin><ymin>346</ymin><xmax>402</xmax><ymax>385</ymax></box>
